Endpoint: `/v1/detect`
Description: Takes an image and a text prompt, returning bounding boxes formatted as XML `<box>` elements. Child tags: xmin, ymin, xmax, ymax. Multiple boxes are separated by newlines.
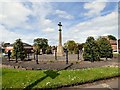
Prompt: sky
<box><xmin>0</xmin><ymin>0</ymin><xmax>119</xmax><ymax>46</ymax></box>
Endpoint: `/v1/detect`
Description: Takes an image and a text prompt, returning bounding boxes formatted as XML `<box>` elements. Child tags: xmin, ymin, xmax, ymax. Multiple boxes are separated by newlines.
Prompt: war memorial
<box><xmin>1</xmin><ymin>21</ymin><xmax>120</xmax><ymax>89</ymax></box>
<box><xmin>1</xmin><ymin>1</ymin><xmax>120</xmax><ymax>89</ymax></box>
<box><xmin>1</xmin><ymin>22</ymin><xmax>119</xmax><ymax>71</ymax></box>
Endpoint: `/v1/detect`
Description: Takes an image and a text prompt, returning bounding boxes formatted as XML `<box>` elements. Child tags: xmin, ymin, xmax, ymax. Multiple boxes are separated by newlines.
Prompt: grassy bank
<box><xmin>2</xmin><ymin>67</ymin><xmax>120</xmax><ymax>89</ymax></box>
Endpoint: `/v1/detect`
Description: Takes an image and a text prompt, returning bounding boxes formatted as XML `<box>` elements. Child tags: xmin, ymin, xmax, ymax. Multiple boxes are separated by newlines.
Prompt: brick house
<box><xmin>118</xmin><ymin>39</ymin><xmax>120</xmax><ymax>53</ymax></box>
<box><xmin>100</xmin><ymin>36</ymin><xmax>117</xmax><ymax>52</ymax></box>
<box><xmin>109</xmin><ymin>40</ymin><xmax>117</xmax><ymax>52</ymax></box>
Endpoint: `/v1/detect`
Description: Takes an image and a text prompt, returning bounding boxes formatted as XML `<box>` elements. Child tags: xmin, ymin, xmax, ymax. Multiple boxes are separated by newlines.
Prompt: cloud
<box><xmin>84</xmin><ymin>2</ymin><xmax>106</xmax><ymax>16</ymax></box>
<box><xmin>55</xmin><ymin>10</ymin><xmax>74</xmax><ymax>19</ymax></box>
<box><xmin>0</xmin><ymin>2</ymin><xmax>32</xmax><ymax>29</ymax></box>
<box><xmin>68</xmin><ymin>11</ymin><xmax>118</xmax><ymax>43</ymax></box>
<box><xmin>42</xmin><ymin>27</ymin><xmax>55</xmax><ymax>32</ymax></box>
<box><xmin>73</xmin><ymin>11</ymin><xmax>117</xmax><ymax>32</ymax></box>
<box><xmin>0</xmin><ymin>2</ymin><xmax>55</xmax><ymax>31</ymax></box>
<box><xmin>31</xmin><ymin>2</ymin><xmax>55</xmax><ymax>30</ymax></box>
<box><xmin>0</xmin><ymin>2</ymin><xmax>55</xmax><ymax>43</ymax></box>
<box><xmin>0</xmin><ymin>25</ymin><xmax>21</xmax><ymax>43</ymax></box>
<box><xmin>0</xmin><ymin>2</ymin><xmax>118</xmax><ymax>46</ymax></box>
<box><xmin>0</xmin><ymin>24</ymin><xmax>37</xmax><ymax>44</ymax></box>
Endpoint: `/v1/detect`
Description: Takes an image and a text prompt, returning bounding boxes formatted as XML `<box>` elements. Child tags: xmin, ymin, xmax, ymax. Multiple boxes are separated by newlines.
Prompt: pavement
<box><xmin>60</xmin><ymin>77</ymin><xmax>120</xmax><ymax>90</ymax></box>
<box><xmin>2</xmin><ymin>54</ymin><xmax>119</xmax><ymax>70</ymax></box>
<box><xmin>85</xmin><ymin>78</ymin><xmax>119</xmax><ymax>89</ymax></box>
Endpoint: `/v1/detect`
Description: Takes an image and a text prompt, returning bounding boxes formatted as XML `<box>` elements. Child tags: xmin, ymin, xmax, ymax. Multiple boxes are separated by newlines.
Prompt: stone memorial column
<box><xmin>57</xmin><ymin>22</ymin><xmax>64</xmax><ymax>56</ymax></box>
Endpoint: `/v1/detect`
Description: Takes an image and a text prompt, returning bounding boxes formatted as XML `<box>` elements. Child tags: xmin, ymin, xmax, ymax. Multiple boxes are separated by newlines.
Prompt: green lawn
<box><xmin>2</xmin><ymin>67</ymin><xmax>120</xmax><ymax>89</ymax></box>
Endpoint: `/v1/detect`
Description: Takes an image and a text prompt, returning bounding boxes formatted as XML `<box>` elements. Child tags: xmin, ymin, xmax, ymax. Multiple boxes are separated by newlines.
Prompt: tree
<box><xmin>74</xmin><ymin>46</ymin><xmax>79</xmax><ymax>54</ymax></box>
<box><xmin>97</xmin><ymin>37</ymin><xmax>113</xmax><ymax>60</ymax></box>
<box><xmin>64</xmin><ymin>40</ymin><xmax>77</xmax><ymax>54</ymax></box>
<box><xmin>33</xmin><ymin>38</ymin><xmax>48</xmax><ymax>54</ymax></box>
<box><xmin>83</xmin><ymin>37</ymin><xmax>100</xmax><ymax>61</ymax></box>
<box><xmin>46</xmin><ymin>46</ymin><xmax>52</xmax><ymax>54</ymax></box>
<box><xmin>108</xmin><ymin>35</ymin><xmax>117</xmax><ymax>40</ymax></box>
<box><xmin>78</xmin><ymin>43</ymin><xmax>84</xmax><ymax>50</ymax></box>
<box><xmin>12</xmin><ymin>39</ymin><xmax>26</xmax><ymax>62</ymax></box>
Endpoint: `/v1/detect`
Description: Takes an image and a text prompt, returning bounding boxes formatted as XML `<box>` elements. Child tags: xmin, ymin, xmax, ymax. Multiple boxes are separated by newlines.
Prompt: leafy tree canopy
<box><xmin>108</xmin><ymin>35</ymin><xmax>117</xmax><ymax>40</ymax></box>
<box><xmin>12</xmin><ymin>39</ymin><xmax>26</xmax><ymax>60</ymax></box>
<box><xmin>64</xmin><ymin>40</ymin><xmax>77</xmax><ymax>54</ymax></box>
<box><xmin>97</xmin><ymin>37</ymin><xmax>113</xmax><ymax>59</ymax></box>
<box><xmin>83</xmin><ymin>36</ymin><xmax>100</xmax><ymax>61</ymax></box>
<box><xmin>34</xmin><ymin>38</ymin><xmax>48</xmax><ymax>54</ymax></box>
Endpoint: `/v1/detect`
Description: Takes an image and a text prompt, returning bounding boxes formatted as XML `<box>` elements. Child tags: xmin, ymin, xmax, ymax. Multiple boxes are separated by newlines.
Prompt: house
<box><xmin>5</xmin><ymin>44</ymin><xmax>13</xmax><ymax>52</ymax></box>
<box><xmin>118</xmin><ymin>39</ymin><xmax>120</xmax><ymax>53</ymax></box>
<box><xmin>109</xmin><ymin>40</ymin><xmax>117</xmax><ymax>52</ymax></box>
<box><xmin>100</xmin><ymin>36</ymin><xmax>117</xmax><ymax>52</ymax></box>
<box><xmin>5</xmin><ymin>42</ymin><xmax>33</xmax><ymax>53</ymax></box>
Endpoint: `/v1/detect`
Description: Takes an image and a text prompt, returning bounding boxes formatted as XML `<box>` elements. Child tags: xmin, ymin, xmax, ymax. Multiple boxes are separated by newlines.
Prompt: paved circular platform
<box><xmin>2</xmin><ymin>54</ymin><xmax>119</xmax><ymax>70</ymax></box>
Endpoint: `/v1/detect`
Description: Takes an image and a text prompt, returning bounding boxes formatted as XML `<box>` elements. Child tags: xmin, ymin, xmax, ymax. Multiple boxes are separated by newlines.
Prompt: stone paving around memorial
<box><xmin>2</xmin><ymin>54</ymin><xmax>119</xmax><ymax>70</ymax></box>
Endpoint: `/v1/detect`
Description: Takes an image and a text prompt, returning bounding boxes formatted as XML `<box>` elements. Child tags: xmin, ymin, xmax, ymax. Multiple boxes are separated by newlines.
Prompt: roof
<box><xmin>6</xmin><ymin>42</ymin><xmax>32</xmax><ymax>47</ymax></box>
<box><xmin>23</xmin><ymin>43</ymin><xmax>32</xmax><ymax>47</ymax></box>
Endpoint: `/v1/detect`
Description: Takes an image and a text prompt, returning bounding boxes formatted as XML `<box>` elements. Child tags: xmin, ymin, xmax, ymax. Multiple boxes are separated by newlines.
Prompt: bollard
<box><xmin>27</xmin><ymin>53</ymin><xmax>30</xmax><ymax>60</ymax></box>
<box><xmin>36</xmin><ymin>50</ymin><xmax>39</xmax><ymax>64</ymax></box>
<box><xmin>15</xmin><ymin>50</ymin><xmax>18</xmax><ymax>63</ymax></box>
<box><xmin>34</xmin><ymin>51</ymin><xmax>36</xmax><ymax>60</ymax></box>
<box><xmin>65</xmin><ymin>49</ymin><xmax>68</xmax><ymax>64</ymax></box>
<box><xmin>77</xmin><ymin>50</ymin><xmax>79</xmax><ymax>60</ymax></box>
<box><xmin>55</xmin><ymin>49</ymin><xmax>57</xmax><ymax>60</ymax></box>
<box><xmin>8</xmin><ymin>50</ymin><xmax>11</xmax><ymax>61</ymax></box>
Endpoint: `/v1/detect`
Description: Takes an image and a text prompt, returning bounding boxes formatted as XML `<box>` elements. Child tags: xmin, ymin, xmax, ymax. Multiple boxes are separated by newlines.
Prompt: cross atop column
<box><xmin>58</xmin><ymin>22</ymin><xmax>62</xmax><ymax>31</ymax></box>
<box><xmin>58</xmin><ymin>22</ymin><xmax>62</xmax><ymax>45</ymax></box>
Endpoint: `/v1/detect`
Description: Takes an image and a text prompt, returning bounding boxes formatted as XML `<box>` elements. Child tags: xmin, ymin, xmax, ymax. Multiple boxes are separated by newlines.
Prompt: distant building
<box><xmin>5</xmin><ymin>44</ymin><xmax>13</xmax><ymax>52</ymax></box>
<box><xmin>5</xmin><ymin>42</ymin><xmax>33</xmax><ymax>53</ymax></box>
<box><xmin>118</xmin><ymin>39</ymin><xmax>120</xmax><ymax>53</ymax></box>
<box><xmin>100</xmin><ymin>36</ymin><xmax>117</xmax><ymax>52</ymax></box>
<box><xmin>109</xmin><ymin>40</ymin><xmax>117</xmax><ymax>52</ymax></box>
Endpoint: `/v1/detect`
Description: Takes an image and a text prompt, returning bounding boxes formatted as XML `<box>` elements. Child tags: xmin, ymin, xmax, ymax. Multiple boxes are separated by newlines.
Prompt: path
<box><xmin>60</xmin><ymin>77</ymin><xmax>119</xmax><ymax>90</ymax></box>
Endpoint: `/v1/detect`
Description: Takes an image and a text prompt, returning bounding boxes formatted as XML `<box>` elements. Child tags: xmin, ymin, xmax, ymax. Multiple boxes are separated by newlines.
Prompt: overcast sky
<box><xmin>0</xmin><ymin>0</ymin><xmax>118</xmax><ymax>45</ymax></box>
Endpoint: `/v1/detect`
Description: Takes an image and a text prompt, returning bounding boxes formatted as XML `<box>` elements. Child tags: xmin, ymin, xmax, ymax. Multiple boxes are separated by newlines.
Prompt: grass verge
<box><xmin>2</xmin><ymin>67</ymin><xmax>120</xmax><ymax>89</ymax></box>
